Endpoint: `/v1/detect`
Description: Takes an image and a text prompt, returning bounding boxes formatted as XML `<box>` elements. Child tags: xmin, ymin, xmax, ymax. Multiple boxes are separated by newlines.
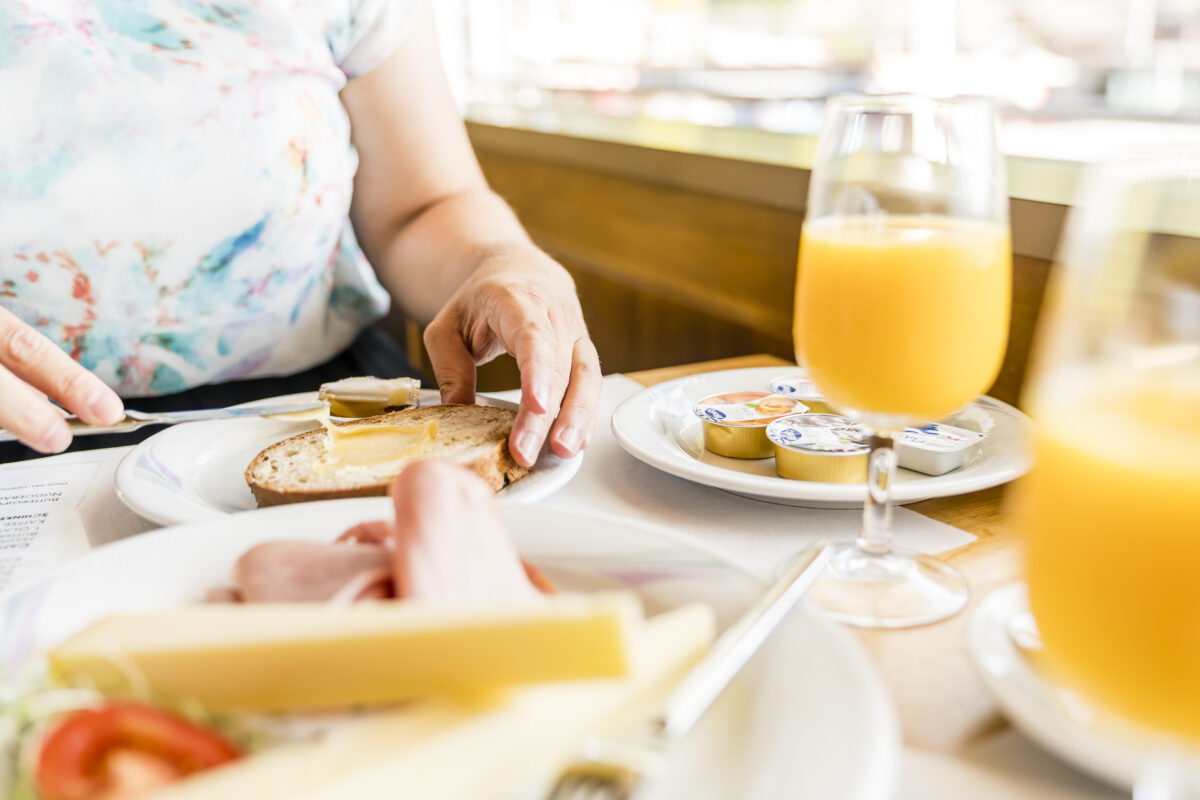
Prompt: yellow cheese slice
<box><xmin>49</xmin><ymin>593</ymin><xmax>641</xmax><ymax>712</ymax></box>
<box><xmin>148</xmin><ymin>603</ymin><xmax>715</xmax><ymax>800</ymax></box>
<box><xmin>313</xmin><ymin>418</ymin><xmax>438</xmax><ymax>474</ymax></box>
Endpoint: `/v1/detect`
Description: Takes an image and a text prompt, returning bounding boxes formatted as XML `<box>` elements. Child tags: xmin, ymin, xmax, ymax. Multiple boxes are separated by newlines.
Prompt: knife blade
<box><xmin>0</xmin><ymin>402</ymin><xmax>330</xmax><ymax>443</ymax></box>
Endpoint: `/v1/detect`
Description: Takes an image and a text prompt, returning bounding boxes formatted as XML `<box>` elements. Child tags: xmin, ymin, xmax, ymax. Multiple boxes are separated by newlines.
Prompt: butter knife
<box><xmin>0</xmin><ymin>402</ymin><xmax>329</xmax><ymax>442</ymax></box>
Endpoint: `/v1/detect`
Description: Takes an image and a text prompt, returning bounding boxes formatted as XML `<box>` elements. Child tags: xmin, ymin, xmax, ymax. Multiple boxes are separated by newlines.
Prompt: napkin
<box><xmin>524</xmin><ymin>375</ymin><xmax>976</xmax><ymax>581</ymax></box>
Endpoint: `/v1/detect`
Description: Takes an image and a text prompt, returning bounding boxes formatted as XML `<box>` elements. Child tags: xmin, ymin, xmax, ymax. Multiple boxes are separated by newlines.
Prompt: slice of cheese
<box><xmin>49</xmin><ymin>593</ymin><xmax>641</xmax><ymax>712</ymax></box>
<box><xmin>148</xmin><ymin>603</ymin><xmax>716</xmax><ymax>800</ymax></box>
<box><xmin>313</xmin><ymin>417</ymin><xmax>438</xmax><ymax>474</ymax></box>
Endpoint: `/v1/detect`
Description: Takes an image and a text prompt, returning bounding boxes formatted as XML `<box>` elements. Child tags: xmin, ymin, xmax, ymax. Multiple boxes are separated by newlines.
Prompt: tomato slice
<box><xmin>36</xmin><ymin>702</ymin><xmax>241</xmax><ymax>800</ymax></box>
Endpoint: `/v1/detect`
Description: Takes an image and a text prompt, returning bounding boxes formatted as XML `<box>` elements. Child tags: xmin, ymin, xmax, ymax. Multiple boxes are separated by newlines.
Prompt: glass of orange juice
<box><xmin>795</xmin><ymin>95</ymin><xmax>1011</xmax><ymax>628</ymax></box>
<box><xmin>1014</xmin><ymin>155</ymin><xmax>1200</xmax><ymax>790</ymax></box>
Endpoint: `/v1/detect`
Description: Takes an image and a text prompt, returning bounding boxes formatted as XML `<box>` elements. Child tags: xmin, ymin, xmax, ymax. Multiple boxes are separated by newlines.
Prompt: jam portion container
<box><xmin>766</xmin><ymin>414</ymin><xmax>869</xmax><ymax>483</ymax></box>
<box><xmin>896</xmin><ymin>423</ymin><xmax>986</xmax><ymax>476</ymax></box>
<box><xmin>766</xmin><ymin>373</ymin><xmax>837</xmax><ymax>415</ymax></box>
<box><xmin>693</xmin><ymin>392</ymin><xmax>806</xmax><ymax>459</ymax></box>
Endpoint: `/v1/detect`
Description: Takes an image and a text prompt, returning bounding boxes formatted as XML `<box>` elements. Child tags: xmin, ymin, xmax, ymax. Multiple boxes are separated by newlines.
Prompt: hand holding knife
<box><xmin>0</xmin><ymin>402</ymin><xmax>329</xmax><ymax>443</ymax></box>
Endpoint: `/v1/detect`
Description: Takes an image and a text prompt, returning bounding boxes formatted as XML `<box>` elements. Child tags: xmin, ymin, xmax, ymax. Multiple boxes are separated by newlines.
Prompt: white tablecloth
<box><xmin>0</xmin><ymin>374</ymin><xmax>1123</xmax><ymax>800</ymax></box>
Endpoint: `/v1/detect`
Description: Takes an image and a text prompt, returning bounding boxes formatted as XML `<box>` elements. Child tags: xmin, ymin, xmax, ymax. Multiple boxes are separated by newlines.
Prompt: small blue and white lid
<box><xmin>766</xmin><ymin>414</ymin><xmax>869</xmax><ymax>453</ymax></box>
<box><xmin>767</xmin><ymin>373</ymin><xmax>826</xmax><ymax>401</ymax></box>
<box><xmin>692</xmin><ymin>392</ymin><xmax>806</xmax><ymax>427</ymax></box>
<box><xmin>898</xmin><ymin>422</ymin><xmax>985</xmax><ymax>453</ymax></box>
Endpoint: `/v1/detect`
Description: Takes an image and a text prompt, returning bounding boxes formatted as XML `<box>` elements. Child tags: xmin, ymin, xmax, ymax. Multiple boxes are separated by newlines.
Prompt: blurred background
<box><xmin>396</xmin><ymin>0</ymin><xmax>1199</xmax><ymax>394</ymax></box>
<box><xmin>434</xmin><ymin>0</ymin><xmax>1200</xmax><ymax>158</ymax></box>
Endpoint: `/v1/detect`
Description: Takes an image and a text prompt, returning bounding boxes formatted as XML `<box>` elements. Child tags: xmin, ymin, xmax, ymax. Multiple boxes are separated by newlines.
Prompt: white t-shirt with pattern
<box><xmin>0</xmin><ymin>0</ymin><xmax>418</xmax><ymax>396</ymax></box>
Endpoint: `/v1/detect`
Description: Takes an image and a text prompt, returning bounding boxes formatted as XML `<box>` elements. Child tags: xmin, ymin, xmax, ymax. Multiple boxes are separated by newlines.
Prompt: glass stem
<box><xmin>857</xmin><ymin>430</ymin><xmax>896</xmax><ymax>556</ymax></box>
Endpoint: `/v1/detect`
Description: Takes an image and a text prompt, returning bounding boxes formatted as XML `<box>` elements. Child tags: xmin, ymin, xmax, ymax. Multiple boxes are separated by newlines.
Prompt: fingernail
<box><xmin>555</xmin><ymin>426</ymin><xmax>582</xmax><ymax>455</ymax></box>
<box><xmin>88</xmin><ymin>389</ymin><xmax>124</xmax><ymax>424</ymax></box>
<box><xmin>516</xmin><ymin>432</ymin><xmax>540</xmax><ymax>463</ymax></box>
<box><xmin>40</xmin><ymin>424</ymin><xmax>71</xmax><ymax>454</ymax></box>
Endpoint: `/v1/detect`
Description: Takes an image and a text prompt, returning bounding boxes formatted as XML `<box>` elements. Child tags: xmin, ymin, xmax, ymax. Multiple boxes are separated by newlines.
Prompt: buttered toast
<box><xmin>245</xmin><ymin>404</ymin><xmax>528</xmax><ymax>507</ymax></box>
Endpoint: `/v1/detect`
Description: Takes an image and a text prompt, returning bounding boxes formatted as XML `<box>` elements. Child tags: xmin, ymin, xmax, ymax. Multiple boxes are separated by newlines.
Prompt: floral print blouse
<box><xmin>0</xmin><ymin>0</ymin><xmax>418</xmax><ymax>396</ymax></box>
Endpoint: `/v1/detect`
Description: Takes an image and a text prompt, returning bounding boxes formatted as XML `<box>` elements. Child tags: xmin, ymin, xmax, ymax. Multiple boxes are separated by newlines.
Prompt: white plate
<box><xmin>611</xmin><ymin>366</ymin><xmax>1033</xmax><ymax>509</ymax></box>
<box><xmin>114</xmin><ymin>391</ymin><xmax>582</xmax><ymax>526</ymax></box>
<box><xmin>967</xmin><ymin>583</ymin><xmax>1164</xmax><ymax>790</ymax></box>
<box><xmin>0</xmin><ymin>502</ymin><xmax>898</xmax><ymax>800</ymax></box>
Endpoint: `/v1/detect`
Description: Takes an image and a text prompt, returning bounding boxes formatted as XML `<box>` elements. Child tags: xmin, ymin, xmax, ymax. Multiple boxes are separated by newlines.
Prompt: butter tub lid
<box><xmin>692</xmin><ymin>392</ymin><xmax>806</xmax><ymax>427</ymax></box>
<box><xmin>766</xmin><ymin>414</ymin><xmax>870</xmax><ymax>453</ymax></box>
<box><xmin>766</xmin><ymin>373</ymin><xmax>826</xmax><ymax>401</ymax></box>
<box><xmin>898</xmin><ymin>422</ymin><xmax>986</xmax><ymax>452</ymax></box>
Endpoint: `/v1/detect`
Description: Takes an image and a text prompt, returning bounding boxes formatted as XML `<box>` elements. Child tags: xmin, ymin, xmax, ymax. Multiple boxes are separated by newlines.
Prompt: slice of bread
<box><xmin>245</xmin><ymin>404</ymin><xmax>529</xmax><ymax>507</ymax></box>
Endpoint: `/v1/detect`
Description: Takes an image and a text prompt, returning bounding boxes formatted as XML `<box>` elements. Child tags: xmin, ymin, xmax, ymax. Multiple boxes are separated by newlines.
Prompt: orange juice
<box><xmin>1019</xmin><ymin>370</ymin><xmax>1200</xmax><ymax>741</ymax></box>
<box><xmin>795</xmin><ymin>216</ymin><xmax>1011</xmax><ymax>421</ymax></box>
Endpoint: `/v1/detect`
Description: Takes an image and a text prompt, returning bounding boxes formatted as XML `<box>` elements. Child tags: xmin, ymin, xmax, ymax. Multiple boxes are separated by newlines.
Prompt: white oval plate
<box><xmin>1</xmin><ymin>502</ymin><xmax>898</xmax><ymax>800</ymax></box>
<box><xmin>611</xmin><ymin>366</ymin><xmax>1033</xmax><ymax>508</ymax></box>
<box><xmin>967</xmin><ymin>583</ymin><xmax>1162</xmax><ymax>791</ymax></box>
<box><xmin>114</xmin><ymin>391</ymin><xmax>582</xmax><ymax>526</ymax></box>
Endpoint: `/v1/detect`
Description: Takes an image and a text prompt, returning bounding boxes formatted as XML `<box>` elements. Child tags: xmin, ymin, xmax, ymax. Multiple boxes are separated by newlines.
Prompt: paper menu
<box><xmin>0</xmin><ymin>462</ymin><xmax>98</xmax><ymax>592</ymax></box>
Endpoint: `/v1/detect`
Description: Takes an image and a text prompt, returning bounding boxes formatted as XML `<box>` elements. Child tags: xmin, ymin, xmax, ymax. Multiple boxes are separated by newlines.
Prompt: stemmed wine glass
<box><xmin>1014</xmin><ymin>154</ymin><xmax>1200</xmax><ymax>797</ymax></box>
<box><xmin>794</xmin><ymin>94</ymin><xmax>1011</xmax><ymax>628</ymax></box>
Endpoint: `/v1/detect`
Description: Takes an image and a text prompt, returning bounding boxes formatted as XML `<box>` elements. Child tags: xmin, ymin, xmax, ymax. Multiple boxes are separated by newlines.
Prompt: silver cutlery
<box><xmin>546</xmin><ymin>541</ymin><xmax>831</xmax><ymax>800</ymax></box>
<box><xmin>0</xmin><ymin>402</ymin><xmax>328</xmax><ymax>442</ymax></box>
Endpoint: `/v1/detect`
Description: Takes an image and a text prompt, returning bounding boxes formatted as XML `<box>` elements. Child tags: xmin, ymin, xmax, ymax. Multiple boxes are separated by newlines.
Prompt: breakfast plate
<box><xmin>114</xmin><ymin>390</ymin><xmax>582</xmax><ymax>526</ymax></box>
<box><xmin>1</xmin><ymin>501</ymin><xmax>899</xmax><ymax>800</ymax></box>
<box><xmin>611</xmin><ymin>366</ymin><xmax>1033</xmax><ymax>508</ymax></box>
<box><xmin>966</xmin><ymin>583</ymin><xmax>1160</xmax><ymax>790</ymax></box>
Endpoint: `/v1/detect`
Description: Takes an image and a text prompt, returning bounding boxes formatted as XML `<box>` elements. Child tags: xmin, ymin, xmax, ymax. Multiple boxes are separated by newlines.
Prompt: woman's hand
<box><xmin>339</xmin><ymin>2</ymin><xmax>601</xmax><ymax>468</ymax></box>
<box><xmin>0</xmin><ymin>307</ymin><xmax>124</xmax><ymax>453</ymax></box>
<box><xmin>423</xmin><ymin>245</ymin><xmax>601</xmax><ymax>467</ymax></box>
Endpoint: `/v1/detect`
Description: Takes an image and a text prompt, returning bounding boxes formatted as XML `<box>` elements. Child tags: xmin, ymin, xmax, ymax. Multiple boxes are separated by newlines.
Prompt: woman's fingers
<box><xmin>0</xmin><ymin>309</ymin><xmax>124</xmax><ymax>453</ymax></box>
<box><xmin>547</xmin><ymin>337</ymin><xmax>601</xmax><ymax>458</ymax></box>
<box><xmin>422</xmin><ymin>253</ymin><xmax>601</xmax><ymax>468</ymax></box>
<box><xmin>0</xmin><ymin>369</ymin><xmax>70</xmax><ymax>453</ymax></box>
<box><xmin>423</xmin><ymin>313</ymin><xmax>479</xmax><ymax>405</ymax></box>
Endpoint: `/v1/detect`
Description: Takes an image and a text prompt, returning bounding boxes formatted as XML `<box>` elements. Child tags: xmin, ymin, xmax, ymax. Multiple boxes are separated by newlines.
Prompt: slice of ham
<box><xmin>213</xmin><ymin>460</ymin><xmax>552</xmax><ymax>605</ymax></box>
<box><xmin>231</xmin><ymin>541</ymin><xmax>394</xmax><ymax>603</ymax></box>
<box><xmin>385</xmin><ymin>459</ymin><xmax>542</xmax><ymax>602</ymax></box>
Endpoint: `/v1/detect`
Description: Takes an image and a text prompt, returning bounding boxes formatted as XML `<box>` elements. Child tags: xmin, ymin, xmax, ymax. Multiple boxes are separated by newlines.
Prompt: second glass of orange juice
<box><xmin>795</xmin><ymin>95</ymin><xmax>1011</xmax><ymax>628</ymax></box>
<box><xmin>1014</xmin><ymin>157</ymin><xmax>1200</xmax><ymax>780</ymax></box>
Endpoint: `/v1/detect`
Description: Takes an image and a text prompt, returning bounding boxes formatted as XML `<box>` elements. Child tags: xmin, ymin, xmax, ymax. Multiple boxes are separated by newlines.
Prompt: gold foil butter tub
<box><xmin>767</xmin><ymin>373</ymin><xmax>837</xmax><ymax>415</ymax></box>
<box><xmin>766</xmin><ymin>414</ymin><xmax>869</xmax><ymax>483</ymax></box>
<box><xmin>693</xmin><ymin>392</ymin><xmax>806</xmax><ymax>459</ymax></box>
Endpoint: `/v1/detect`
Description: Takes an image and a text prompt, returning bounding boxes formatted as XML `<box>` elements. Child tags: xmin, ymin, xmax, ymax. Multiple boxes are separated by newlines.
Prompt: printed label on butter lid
<box><xmin>767</xmin><ymin>374</ymin><xmax>826</xmax><ymax>401</ymax></box>
<box><xmin>767</xmin><ymin>415</ymin><xmax>869</xmax><ymax>453</ymax></box>
<box><xmin>898</xmin><ymin>422</ymin><xmax>985</xmax><ymax>453</ymax></box>
<box><xmin>693</xmin><ymin>392</ymin><xmax>805</xmax><ymax>427</ymax></box>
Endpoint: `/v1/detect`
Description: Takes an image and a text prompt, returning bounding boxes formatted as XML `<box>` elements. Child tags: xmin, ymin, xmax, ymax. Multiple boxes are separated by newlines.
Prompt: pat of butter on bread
<box><xmin>318</xmin><ymin>376</ymin><xmax>421</xmax><ymax>418</ymax></box>
<box><xmin>49</xmin><ymin>592</ymin><xmax>644</xmax><ymax>713</ymax></box>
<box><xmin>145</xmin><ymin>603</ymin><xmax>716</xmax><ymax>800</ymax></box>
<box><xmin>244</xmin><ymin>404</ymin><xmax>529</xmax><ymax>507</ymax></box>
<box><xmin>313</xmin><ymin>417</ymin><xmax>438</xmax><ymax>474</ymax></box>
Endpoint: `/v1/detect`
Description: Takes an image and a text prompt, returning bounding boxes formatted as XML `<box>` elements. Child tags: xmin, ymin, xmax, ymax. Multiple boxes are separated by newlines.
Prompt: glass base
<box><xmin>805</xmin><ymin>542</ymin><xmax>969</xmax><ymax>629</ymax></box>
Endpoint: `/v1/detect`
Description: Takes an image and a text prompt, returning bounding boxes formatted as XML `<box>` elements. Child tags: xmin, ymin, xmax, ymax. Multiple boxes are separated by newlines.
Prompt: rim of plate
<box><xmin>966</xmin><ymin>583</ymin><xmax>1162</xmax><ymax>791</ymax></box>
<box><xmin>610</xmin><ymin>366</ymin><xmax>1033</xmax><ymax>505</ymax></box>
<box><xmin>113</xmin><ymin>392</ymin><xmax>581</xmax><ymax>527</ymax></box>
<box><xmin>0</xmin><ymin>500</ymin><xmax>899</xmax><ymax>800</ymax></box>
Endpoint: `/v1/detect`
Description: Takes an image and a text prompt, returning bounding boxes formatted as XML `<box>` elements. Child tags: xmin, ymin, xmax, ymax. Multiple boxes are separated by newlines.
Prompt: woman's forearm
<box><xmin>365</xmin><ymin>186</ymin><xmax>538</xmax><ymax>326</ymax></box>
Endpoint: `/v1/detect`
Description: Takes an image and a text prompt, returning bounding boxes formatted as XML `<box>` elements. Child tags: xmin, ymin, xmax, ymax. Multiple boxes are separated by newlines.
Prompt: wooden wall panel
<box><xmin>385</xmin><ymin>130</ymin><xmax>1056</xmax><ymax>408</ymax></box>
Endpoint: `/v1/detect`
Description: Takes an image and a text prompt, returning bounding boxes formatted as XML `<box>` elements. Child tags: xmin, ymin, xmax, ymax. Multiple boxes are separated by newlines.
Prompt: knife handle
<box><xmin>64</xmin><ymin>414</ymin><xmax>155</xmax><ymax>436</ymax></box>
<box><xmin>658</xmin><ymin>541</ymin><xmax>830</xmax><ymax>740</ymax></box>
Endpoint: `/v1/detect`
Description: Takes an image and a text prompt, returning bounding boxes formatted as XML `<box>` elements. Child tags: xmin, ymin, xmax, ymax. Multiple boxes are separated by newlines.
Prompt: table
<box><xmin>0</xmin><ymin>355</ymin><xmax>1123</xmax><ymax>800</ymax></box>
<box><xmin>625</xmin><ymin>355</ymin><xmax>1120</xmax><ymax>800</ymax></box>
